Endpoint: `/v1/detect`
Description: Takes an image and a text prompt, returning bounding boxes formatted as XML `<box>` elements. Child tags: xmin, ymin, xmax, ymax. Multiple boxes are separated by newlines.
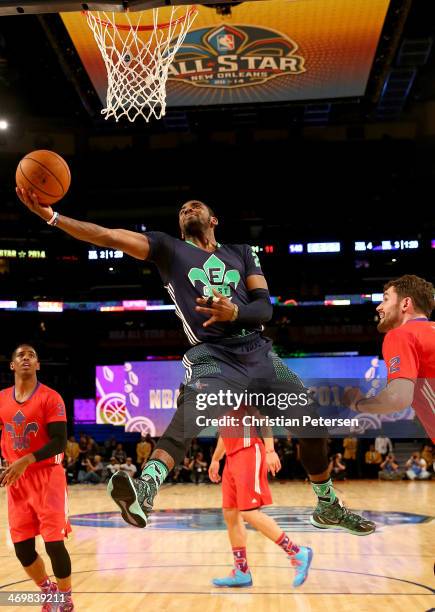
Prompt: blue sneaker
<box><xmin>212</xmin><ymin>568</ymin><xmax>253</xmax><ymax>588</ymax></box>
<box><xmin>291</xmin><ymin>546</ymin><xmax>313</xmax><ymax>587</ymax></box>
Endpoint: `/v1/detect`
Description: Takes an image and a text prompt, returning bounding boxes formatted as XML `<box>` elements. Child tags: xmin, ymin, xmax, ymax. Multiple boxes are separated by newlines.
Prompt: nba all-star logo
<box><xmin>188</xmin><ymin>254</ymin><xmax>240</xmax><ymax>298</ymax></box>
<box><xmin>5</xmin><ymin>410</ymin><xmax>39</xmax><ymax>450</ymax></box>
<box><xmin>168</xmin><ymin>24</ymin><xmax>305</xmax><ymax>88</ymax></box>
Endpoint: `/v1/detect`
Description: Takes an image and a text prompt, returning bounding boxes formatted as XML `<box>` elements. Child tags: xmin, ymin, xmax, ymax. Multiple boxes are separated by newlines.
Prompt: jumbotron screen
<box><xmin>93</xmin><ymin>357</ymin><xmax>420</xmax><ymax>438</ymax></box>
<box><xmin>61</xmin><ymin>0</ymin><xmax>391</xmax><ymax>107</ymax></box>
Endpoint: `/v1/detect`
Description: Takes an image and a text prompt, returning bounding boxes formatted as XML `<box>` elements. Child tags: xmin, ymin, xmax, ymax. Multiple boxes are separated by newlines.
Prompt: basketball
<box><xmin>16</xmin><ymin>149</ymin><xmax>71</xmax><ymax>206</ymax></box>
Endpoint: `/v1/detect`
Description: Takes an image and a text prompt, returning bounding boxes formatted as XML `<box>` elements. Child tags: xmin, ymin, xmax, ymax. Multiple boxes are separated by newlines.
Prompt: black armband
<box><xmin>33</xmin><ymin>421</ymin><xmax>67</xmax><ymax>462</ymax></box>
<box><xmin>236</xmin><ymin>288</ymin><xmax>273</xmax><ymax>325</ymax></box>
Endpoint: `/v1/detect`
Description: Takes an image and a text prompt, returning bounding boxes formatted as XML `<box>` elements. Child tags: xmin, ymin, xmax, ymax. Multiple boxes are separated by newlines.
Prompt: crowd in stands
<box><xmin>1</xmin><ymin>431</ymin><xmax>431</xmax><ymax>484</ymax></box>
<box><xmin>62</xmin><ymin>432</ymin><xmax>155</xmax><ymax>484</ymax></box>
<box><xmin>56</xmin><ymin>432</ymin><xmax>435</xmax><ymax>485</ymax></box>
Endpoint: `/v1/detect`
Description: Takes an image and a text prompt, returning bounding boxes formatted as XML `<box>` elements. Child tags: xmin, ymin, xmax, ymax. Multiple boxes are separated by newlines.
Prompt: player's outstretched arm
<box><xmin>16</xmin><ymin>187</ymin><xmax>149</xmax><ymax>261</ymax></box>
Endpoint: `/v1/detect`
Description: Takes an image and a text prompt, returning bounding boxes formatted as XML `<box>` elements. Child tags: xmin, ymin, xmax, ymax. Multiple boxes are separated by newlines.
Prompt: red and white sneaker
<box><xmin>40</xmin><ymin>580</ymin><xmax>58</xmax><ymax>612</ymax></box>
<box><xmin>58</xmin><ymin>590</ymin><xmax>74</xmax><ymax>612</ymax></box>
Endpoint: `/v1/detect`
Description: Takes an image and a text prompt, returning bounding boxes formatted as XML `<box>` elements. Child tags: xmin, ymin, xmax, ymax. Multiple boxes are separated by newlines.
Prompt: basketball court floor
<box><xmin>0</xmin><ymin>480</ymin><xmax>433</xmax><ymax>611</ymax></box>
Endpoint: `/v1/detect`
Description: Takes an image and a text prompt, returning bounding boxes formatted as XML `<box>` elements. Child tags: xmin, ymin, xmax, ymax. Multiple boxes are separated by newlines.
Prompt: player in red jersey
<box><xmin>345</xmin><ymin>275</ymin><xmax>435</xmax><ymax>439</ymax></box>
<box><xmin>0</xmin><ymin>345</ymin><xmax>73</xmax><ymax>612</ymax></box>
<box><xmin>208</xmin><ymin>409</ymin><xmax>313</xmax><ymax>588</ymax></box>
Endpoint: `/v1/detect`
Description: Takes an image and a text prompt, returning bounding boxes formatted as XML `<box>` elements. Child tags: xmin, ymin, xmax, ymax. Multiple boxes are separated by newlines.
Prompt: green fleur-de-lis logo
<box><xmin>188</xmin><ymin>254</ymin><xmax>240</xmax><ymax>297</ymax></box>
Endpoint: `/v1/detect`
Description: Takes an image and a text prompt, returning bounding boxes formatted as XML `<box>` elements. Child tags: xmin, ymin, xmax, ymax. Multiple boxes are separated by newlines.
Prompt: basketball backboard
<box><xmin>0</xmin><ymin>0</ymin><xmax>254</xmax><ymax>15</ymax></box>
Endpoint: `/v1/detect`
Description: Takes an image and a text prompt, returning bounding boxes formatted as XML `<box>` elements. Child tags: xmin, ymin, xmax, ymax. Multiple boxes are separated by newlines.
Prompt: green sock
<box><xmin>311</xmin><ymin>478</ymin><xmax>337</xmax><ymax>504</ymax></box>
<box><xmin>141</xmin><ymin>459</ymin><xmax>169</xmax><ymax>490</ymax></box>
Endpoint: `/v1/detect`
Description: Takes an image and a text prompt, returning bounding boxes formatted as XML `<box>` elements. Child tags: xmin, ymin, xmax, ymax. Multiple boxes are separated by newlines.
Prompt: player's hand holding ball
<box><xmin>15</xmin><ymin>149</ymin><xmax>71</xmax><ymax>222</ymax></box>
<box><xmin>16</xmin><ymin>186</ymin><xmax>53</xmax><ymax>222</ymax></box>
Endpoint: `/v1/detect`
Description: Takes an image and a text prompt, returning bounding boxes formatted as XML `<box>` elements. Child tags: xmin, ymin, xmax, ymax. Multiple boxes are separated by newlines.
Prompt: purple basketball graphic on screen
<box><xmin>96</xmin><ymin>365</ymin><xmax>126</xmax><ymax>426</ymax></box>
<box><xmin>124</xmin><ymin>361</ymin><xmax>184</xmax><ymax>436</ymax></box>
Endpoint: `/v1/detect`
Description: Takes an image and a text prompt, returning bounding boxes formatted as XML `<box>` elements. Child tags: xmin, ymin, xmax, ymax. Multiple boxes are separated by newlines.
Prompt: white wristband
<box><xmin>47</xmin><ymin>211</ymin><xmax>59</xmax><ymax>226</ymax></box>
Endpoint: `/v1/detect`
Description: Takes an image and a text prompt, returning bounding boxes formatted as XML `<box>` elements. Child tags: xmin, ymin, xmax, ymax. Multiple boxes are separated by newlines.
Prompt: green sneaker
<box><xmin>310</xmin><ymin>499</ymin><xmax>376</xmax><ymax>535</ymax></box>
<box><xmin>107</xmin><ymin>470</ymin><xmax>154</xmax><ymax>528</ymax></box>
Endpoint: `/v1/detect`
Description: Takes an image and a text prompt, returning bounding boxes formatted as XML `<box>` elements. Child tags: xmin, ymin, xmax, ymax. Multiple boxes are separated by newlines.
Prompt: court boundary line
<box><xmin>1</xmin><ymin>565</ymin><xmax>434</xmax><ymax>594</ymax></box>
<box><xmin>1</xmin><ymin>552</ymin><xmax>433</xmax><ymax>558</ymax></box>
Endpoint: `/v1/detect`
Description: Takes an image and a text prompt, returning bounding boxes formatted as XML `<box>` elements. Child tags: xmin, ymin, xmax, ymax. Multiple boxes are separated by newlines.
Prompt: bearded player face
<box><xmin>179</xmin><ymin>201</ymin><xmax>216</xmax><ymax>237</ymax></box>
<box><xmin>376</xmin><ymin>287</ymin><xmax>403</xmax><ymax>333</ymax></box>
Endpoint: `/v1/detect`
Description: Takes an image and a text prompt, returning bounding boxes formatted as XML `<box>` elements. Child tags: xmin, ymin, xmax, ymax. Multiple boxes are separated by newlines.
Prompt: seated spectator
<box><xmin>191</xmin><ymin>451</ymin><xmax>208</xmax><ymax>484</ymax></box>
<box><xmin>66</xmin><ymin>436</ymin><xmax>79</xmax><ymax>463</ymax></box>
<box><xmin>379</xmin><ymin>454</ymin><xmax>403</xmax><ymax>480</ymax></box>
<box><xmin>137</xmin><ymin>434</ymin><xmax>155</xmax><ymax>468</ymax></box>
<box><xmin>365</xmin><ymin>444</ymin><xmax>383</xmax><ymax>478</ymax></box>
<box><xmin>172</xmin><ymin>457</ymin><xmax>194</xmax><ymax>484</ymax></box>
<box><xmin>65</xmin><ymin>436</ymin><xmax>80</xmax><ymax>482</ymax></box>
<box><xmin>405</xmin><ymin>452</ymin><xmax>431</xmax><ymax>480</ymax></box>
<box><xmin>112</xmin><ymin>443</ymin><xmax>127</xmax><ymax>465</ymax></box>
<box><xmin>330</xmin><ymin>453</ymin><xmax>346</xmax><ymax>480</ymax></box>
<box><xmin>421</xmin><ymin>445</ymin><xmax>434</xmax><ymax>473</ymax></box>
<box><xmin>120</xmin><ymin>457</ymin><xmax>138</xmax><ymax>479</ymax></box>
<box><xmin>78</xmin><ymin>454</ymin><xmax>104</xmax><ymax>484</ymax></box>
<box><xmin>106</xmin><ymin>457</ymin><xmax>121</xmax><ymax>479</ymax></box>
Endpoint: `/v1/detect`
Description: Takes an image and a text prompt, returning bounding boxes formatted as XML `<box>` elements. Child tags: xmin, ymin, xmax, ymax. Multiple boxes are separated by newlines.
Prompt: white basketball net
<box><xmin>85</xmin><ymin>7</ymin><xmax>197</xmax><ymax>122</ymax></box>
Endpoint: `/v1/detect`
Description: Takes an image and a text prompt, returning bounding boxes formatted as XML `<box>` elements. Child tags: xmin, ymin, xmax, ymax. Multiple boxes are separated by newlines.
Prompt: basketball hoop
<box><xmin>84</xmin><ymin>7</ymin><xmax>198</xmax><ymax>122</ymax></box>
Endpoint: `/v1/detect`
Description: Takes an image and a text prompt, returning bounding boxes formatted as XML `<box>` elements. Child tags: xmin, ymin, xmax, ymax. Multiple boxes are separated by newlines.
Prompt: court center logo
<box><xmin>168</xmin><ymin>24</ymin><xmax>305</xmax><ymax>88</ymax></box>
<box><xmin>69</xmin><ymin>507</ymin><xmax>433</xmax><ymax>530</ymax></box>
<box><xmin>188</xmin><ymin>254</ymin><xmax>240</xmax><ymax>298</ymax></box>
<box><xmin>5</xmin><ymin>410</ymin><xmax>38</xmax><ymax>450</ymax></box>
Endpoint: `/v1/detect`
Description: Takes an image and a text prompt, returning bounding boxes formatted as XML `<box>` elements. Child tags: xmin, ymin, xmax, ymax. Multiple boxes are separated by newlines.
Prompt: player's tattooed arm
<box><xmin>16</xmin><ymin>188</ymin><xmax>150</xmax><ymax>260</ymax></box>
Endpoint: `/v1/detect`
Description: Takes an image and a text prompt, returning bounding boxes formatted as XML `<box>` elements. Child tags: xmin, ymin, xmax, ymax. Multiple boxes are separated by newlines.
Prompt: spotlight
<box><xmin>0</xmin><ymin>120</ymin><xmax>8</xmax><ymax>130</ymax></box>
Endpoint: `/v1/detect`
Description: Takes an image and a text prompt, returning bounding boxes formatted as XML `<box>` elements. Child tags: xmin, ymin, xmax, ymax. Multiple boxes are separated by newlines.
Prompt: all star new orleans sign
<box><xmin>167</xmin><ymin>23</ymin><xmax>306</xmax><ymax>88</ymax></box>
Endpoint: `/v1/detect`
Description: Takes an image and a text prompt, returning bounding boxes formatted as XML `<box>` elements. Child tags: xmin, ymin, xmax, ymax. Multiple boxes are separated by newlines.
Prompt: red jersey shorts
<box><xmin>222</xmin><ymin>442</ymin><xmax>272</xmax><ymax>510</ymax></box>
<box><xmin>7</xmin><ymin>464</ymin><xmax>72</xmax><ymax>543</ymax></box>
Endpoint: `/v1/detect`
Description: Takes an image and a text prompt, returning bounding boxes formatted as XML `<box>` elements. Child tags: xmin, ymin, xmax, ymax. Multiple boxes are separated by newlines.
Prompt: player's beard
<box><xmin>377</xmin><ymin>304</ymin><xmax>401</xmax><ymax>333</ymax></box>
<box><xmin>183</xmin><ymin>214</ymin><xmax>210</xmax><ymax>237</ymax></box>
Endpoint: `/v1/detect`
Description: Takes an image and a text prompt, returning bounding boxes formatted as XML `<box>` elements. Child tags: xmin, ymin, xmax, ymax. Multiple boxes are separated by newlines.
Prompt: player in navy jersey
<box><xmin>17</xmin><ymin>190</ymin><xmax>376</xmax><ymax>537</ymax></box>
